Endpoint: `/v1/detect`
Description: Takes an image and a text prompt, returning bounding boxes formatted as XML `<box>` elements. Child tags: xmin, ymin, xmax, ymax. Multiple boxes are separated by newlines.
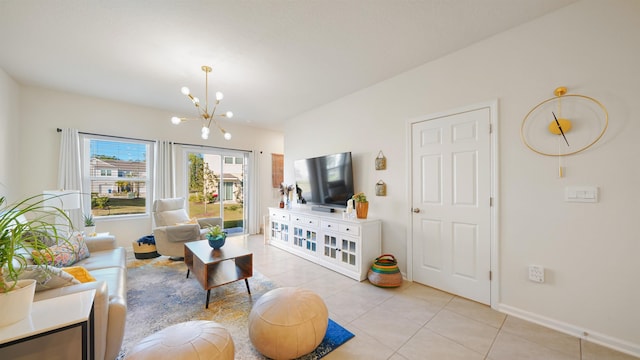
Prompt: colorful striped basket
<box><xmin>367</xmin><ymin>254</ymin><xmax>403</xmax><ymax>288</ymax></box>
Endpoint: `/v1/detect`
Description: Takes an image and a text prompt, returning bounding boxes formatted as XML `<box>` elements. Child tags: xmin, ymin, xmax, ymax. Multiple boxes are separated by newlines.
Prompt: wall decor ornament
<box><xmin>375</xmin><ymin>180</ymin><xmax>386</xmax><ymax>196</ymax></box>
<box><xmin>375</xmin><ymin>151</ymin><xmax>386</xmax><ymax>170</ymax></box>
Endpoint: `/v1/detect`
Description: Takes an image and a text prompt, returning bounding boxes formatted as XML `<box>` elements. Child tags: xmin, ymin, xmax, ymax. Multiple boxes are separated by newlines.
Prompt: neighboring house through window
<box><xmin>81</xmin><ymin>135</ymin><xmax>153</xmax><ymax>218</ymax></box>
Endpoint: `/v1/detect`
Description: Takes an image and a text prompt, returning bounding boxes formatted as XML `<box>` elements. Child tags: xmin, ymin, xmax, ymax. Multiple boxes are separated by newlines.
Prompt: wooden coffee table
<box><xmin>184</xmin><ymin>240</ymin><xmax>253</xmax><ymax>308</ymax></box>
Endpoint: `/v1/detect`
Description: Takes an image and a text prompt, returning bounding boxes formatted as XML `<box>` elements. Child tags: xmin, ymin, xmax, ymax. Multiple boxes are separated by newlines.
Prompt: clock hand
<box><xmin>552</xmin><ymin>112</ymin><xmax>570</xmax><ymax>147</ymax></box>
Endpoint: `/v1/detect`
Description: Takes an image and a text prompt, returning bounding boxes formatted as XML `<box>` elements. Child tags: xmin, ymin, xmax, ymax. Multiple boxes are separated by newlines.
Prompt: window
<box><xmin>82</xmin><ymin>136</ymin><xmax>152</xmax><ymax>218</ymax></box>
<box><xmin>185</xmin><ymin>147</ymin><xmax>249</xmax><ymax>234</ymax></box>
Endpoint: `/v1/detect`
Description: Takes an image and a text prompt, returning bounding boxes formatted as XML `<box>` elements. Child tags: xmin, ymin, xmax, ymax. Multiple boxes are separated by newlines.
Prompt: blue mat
<box><xmin>299</xmin><ymin>319</ymin><xmax>355</xmax><ymax>359</ymax></box>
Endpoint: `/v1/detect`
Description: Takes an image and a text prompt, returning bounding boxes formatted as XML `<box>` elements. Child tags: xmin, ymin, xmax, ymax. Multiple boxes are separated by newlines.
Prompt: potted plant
<box><xmin>352</xmin><ymin>192</ymin><xmax>368</xmax><ymax>219</ymax></box>
<box><xmin>0</xmin><ymin>194</ymin><xmax>72</xmax><ymax>326</ymax></box>
<box><xmin>206</xmin><ymin>224</ymin><xmax>227</xmax><ymax>249</ymax></box>
<box><xmin>83</xmin><ymin>213</ymin><xmax>96</xmax><ymax>236</ymax></box>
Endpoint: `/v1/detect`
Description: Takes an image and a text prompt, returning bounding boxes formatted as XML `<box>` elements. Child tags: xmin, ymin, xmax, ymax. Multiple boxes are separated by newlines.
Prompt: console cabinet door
<box><xmin>269</xmin><ymin>210</ymin><xmax>290</xmax><ymax>246</ymax></box>
<box><xmin>292</xmin><ymin>225</ymin><xmax>318</xmax><ymax>255</ymax></box>
<box><xmin>321</xmin><ymin>231</ymin><xmax>359</xmax><ymax>273</ymax></box>
<box><xmin>321</xmin><ymin>233</ymin><xmax>340</xmax><ymax>263</ymax></box>
<box><xmin>338</xmin><ymin>234</ymin><xmax>359</xmax><ymax>273</ymax></box>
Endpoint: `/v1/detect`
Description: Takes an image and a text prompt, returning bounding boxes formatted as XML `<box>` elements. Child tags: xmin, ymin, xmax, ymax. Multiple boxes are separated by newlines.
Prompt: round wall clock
<box><xmin>521</xmin><ymin>87</ymin><xmax>608</xmax><ymax>157</ymax></box>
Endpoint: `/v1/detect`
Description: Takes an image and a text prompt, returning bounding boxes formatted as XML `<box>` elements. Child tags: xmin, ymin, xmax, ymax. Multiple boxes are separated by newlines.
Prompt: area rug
<box><xmin>117</xmin><ymin>251</ymin><xmax>354</xmax><ymax>359</ymax></box>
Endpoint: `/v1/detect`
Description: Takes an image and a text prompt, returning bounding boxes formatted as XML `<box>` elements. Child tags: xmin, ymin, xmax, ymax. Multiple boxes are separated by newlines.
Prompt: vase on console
<box><xmin>352</xmin><ymin>192</ymin><xmax>368</xmax><ymax>219</ymax></box>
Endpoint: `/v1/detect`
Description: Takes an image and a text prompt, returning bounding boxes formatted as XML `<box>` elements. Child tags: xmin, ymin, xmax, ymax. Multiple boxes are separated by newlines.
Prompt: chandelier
<box><xmin>171</xmin><ymin>65</ymin><xmax>233</xmax><ymax>140</ymax></box>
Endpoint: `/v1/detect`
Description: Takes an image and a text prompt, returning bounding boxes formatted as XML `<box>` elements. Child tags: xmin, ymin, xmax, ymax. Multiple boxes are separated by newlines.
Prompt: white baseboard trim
<box><xmin>497</xmin><ymin>303</ymin><xmax>640</xmax><ymax>358</ymax></box>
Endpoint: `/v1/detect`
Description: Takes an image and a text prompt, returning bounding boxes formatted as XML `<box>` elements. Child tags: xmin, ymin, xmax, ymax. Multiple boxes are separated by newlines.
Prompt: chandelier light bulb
<box><xmin>201</xmin><ymin>126</ymin><xmax>210</xmax><ymax>139</ymax></box>
<box><xmin>215</xmin><ymin>91</ymin><xmax>224</xmax><ymax>101</ymax></box>
<box><xmin>171</xmin><ymin>116</ymin><xmax>181</xmax><ymax>125</ymax></box>
<box><xmin>224</xmin><ymin>132</ymin><xmax>232</xmax><ymax>140</ymax></box>
<box><xmin>181</xmin><ymin>87</ymin><xmax>190</xmax><ymax>95</ymax></box>
<box><xmin>192</xmin><ymin>97</ymin><xmax>200</xmax><ymax>105</ymax></box>
<box><xmin>225</xmin><ymin>111</ymin><xmax>233</xmax><ymax>118</ymax></box>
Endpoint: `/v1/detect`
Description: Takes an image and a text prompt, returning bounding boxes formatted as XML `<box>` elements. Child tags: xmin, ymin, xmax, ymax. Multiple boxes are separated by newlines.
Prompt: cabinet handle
<box><xmin>345</xmin><ymin>228</ymin><xmax>350</xmax><ymax>231</ymax></box>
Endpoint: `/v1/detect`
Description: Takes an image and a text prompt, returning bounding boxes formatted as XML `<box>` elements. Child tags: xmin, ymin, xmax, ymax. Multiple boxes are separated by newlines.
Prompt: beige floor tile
<box><xmin>324</xmin><ymin>323</ymin><xmax>395</xmax><ymax>360</ymax></box>
<box><xmin>400</xmin><ymin>282</ymin><xmax>454</xmax><ymax>308</ymax></box>
<box><xmin>425</xmin><ymin>309</ymin><xmax>499</xmax><ymax>355</ymax></box>
<box><xmin>378</xmin><ymin>292</ymin><xmax>443</xmax><ymax>326</ymax></box>
<box><xmin>323</xmin><ymin>288</ymin><xmax>384</xmax><ymax>323</ymax></box>
<box><xmin>501</xmin><ymin>316</ymin><xmax>580</xmax><ymax>358</ymax></box>
<box><xmin>445</xmin><ymin>296</ymin><xmax>506</xmax><ymax>328</ymax></box>
<box><xmin>297</xmin><ymin>271</ymin><xmax>356</xmax><ymax>298</ymax></box>
<box><xmin>388</xmin><ymin>354</ymin><xmax>409</xmax><ymax>360</ymax></box>
<box><xmin>582</xmin><ymin>341</ymin><xmax>640</xmax><ymax>360</ymax></box>
<box><xmin>398</xmin><ymin>328</ymin><xmax>485</xmax><ymax>360</ymax></box>
<box><xmin>488</xmin><ymin>332</ymin><xmax>577</xmax><ymax>360</ymax></box>
<box><xmin>351</xmin><ymin>305</ymin><xmax>423</xmax><ymax>350</ymax></box>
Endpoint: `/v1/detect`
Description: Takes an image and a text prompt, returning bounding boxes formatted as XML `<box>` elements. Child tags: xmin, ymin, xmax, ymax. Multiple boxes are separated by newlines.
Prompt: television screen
<box><xmin>293</xmin><ymin>152</ymin><xmax>354</xmax><ymax>208</ymax></box>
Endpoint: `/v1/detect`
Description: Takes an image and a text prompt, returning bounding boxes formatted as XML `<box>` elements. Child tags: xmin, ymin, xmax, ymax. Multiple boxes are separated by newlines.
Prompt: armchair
<box><xmin>152</xmin><ymin>197</ymin><xmax>222</xmax><ymax>258</ymax></box>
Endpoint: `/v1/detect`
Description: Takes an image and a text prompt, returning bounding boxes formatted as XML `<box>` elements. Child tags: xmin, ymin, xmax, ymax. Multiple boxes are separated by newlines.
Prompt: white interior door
<box><xmin>411</xmin><ymin>106</ymin><xmax>492</xmax><ymax>304</ymax></box>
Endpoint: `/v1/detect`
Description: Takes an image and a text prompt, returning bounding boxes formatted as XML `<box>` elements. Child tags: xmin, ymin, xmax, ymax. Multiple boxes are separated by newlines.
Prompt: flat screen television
<box><xmin>293</xmin><ymin>152</ymin><xmax>354</xmax><ymax>209</ymax></box>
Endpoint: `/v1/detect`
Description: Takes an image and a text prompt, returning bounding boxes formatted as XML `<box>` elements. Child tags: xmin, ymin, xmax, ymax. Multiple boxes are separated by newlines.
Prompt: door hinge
<box><xmin>489</xmin><ymin>197</ymin><xmax>493</xmax><ymax>207</ymax></box>
<box><xmin>489</xmin><ymin>271</ymin><xmax>492</xmax><ymax>281</ymax></box>
<box><xmin>489</xmin><ymin>124</ymin><xmax>493</xmax><ymax>134</ymax></box>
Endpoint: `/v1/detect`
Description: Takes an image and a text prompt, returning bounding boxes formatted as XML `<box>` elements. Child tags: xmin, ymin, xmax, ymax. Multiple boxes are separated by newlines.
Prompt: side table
<box><xmin>0</xmin><ymin>289</ymin><xmax>96</xmax><ymax>360</ymax></box>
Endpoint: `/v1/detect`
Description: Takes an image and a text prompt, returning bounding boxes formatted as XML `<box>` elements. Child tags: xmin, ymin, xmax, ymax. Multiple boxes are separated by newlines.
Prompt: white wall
<box><xmin>283</xmin><ymin>0</ymin><xmax>640</xmax><ymax>355</ymax></box>
<box><xmin>0</xmin><ymin>68</ymin><xmax>20</xmax><ymax>201</ymax></box>
<box><xmin>12</xmin><ymin>85</ymin><xmax>283</xmax><ymax>247</ymax></box>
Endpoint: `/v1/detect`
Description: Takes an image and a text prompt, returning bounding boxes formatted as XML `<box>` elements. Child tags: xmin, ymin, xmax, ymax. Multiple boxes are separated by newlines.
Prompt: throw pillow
<box><xmin>23</xmin><ymin>230</ymin><xmax>58</xmax><ymax>247</ymax></box>
<box><xmin>62</xmin><ymin>266</ymin><xmax>96</xmax><ymax>283</ymax></box>
<box><xmin>17</xmin><ymin>265</ymin><xmax>80</xmax><ymax>291</ymax></box>
<box><xmin>31</xmin><ymin>234</ymin><xmax>91</xmax><ymax>267</ymax></box>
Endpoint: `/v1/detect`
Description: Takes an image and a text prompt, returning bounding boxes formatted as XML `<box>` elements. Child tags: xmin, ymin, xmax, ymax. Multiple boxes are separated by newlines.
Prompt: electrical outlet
<box><xmin>529</xmin><ymin>265</ymin><xmax>545</xmax><ymax>283</ymax></box>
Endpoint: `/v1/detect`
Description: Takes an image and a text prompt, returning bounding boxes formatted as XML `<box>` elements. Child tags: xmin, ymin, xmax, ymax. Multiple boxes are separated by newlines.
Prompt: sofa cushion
<box><xmin>89</xmin><ymin>267</ymin><xmax>127</xmax><ymax>303</ymax></box>
<box><xmin>76</xmin><ymin>247</ymin><xmax>126</xmax><ymax>271</ymax></box>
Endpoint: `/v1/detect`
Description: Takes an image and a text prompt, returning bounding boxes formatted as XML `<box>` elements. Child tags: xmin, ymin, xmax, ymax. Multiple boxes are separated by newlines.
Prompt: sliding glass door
<box><xmin>185</xmin><ymin>148</ymin><xmax>248</xmax><ymax>234</ymax></box>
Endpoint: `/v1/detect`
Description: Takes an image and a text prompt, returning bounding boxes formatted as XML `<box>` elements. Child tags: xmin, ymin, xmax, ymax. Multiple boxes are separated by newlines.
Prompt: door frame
<box><xmin>405</xmin><ymin>100</ymin><xmax>500</xmax><ymax>308</ymax></box>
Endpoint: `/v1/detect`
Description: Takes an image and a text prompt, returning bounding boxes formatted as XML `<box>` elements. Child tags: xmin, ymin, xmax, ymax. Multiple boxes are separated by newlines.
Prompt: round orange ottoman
<box><xmin>126</xmin><ymin>320</ymin><xmax>234</xmax><ymax>359</ymax></box>
<box><xmin>248</xmin><ymin>287</ymin><xmax>328</xmax><ymax>359</ymax></box>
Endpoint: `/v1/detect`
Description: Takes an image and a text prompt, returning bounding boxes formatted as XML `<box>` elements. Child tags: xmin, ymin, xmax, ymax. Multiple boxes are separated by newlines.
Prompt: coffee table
<box><xmin>184</xmin><ymin>240</ymin><xmax>253</xmax><ymax>308</ymax></box>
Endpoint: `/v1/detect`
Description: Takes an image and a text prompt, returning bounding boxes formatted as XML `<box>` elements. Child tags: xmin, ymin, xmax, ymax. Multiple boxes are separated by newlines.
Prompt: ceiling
<box><xmin>0</xmin><ymin>0</ymin><xmax>577</xmax><ymax>131</ymax></box>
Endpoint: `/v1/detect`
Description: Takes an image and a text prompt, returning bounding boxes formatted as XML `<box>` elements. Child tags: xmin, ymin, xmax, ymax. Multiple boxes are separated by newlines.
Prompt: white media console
<box><xmin>268</xmin><ymin>207</ymin><xmax>381</xmax><ymax>281</ymax></box>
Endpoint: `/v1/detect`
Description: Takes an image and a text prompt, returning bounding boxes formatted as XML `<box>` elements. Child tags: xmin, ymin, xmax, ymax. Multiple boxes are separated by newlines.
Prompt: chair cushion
<box><xmin>156</xmin><ymin>209</ymin><xmax>190</xmax><ymax>226</ymax></box>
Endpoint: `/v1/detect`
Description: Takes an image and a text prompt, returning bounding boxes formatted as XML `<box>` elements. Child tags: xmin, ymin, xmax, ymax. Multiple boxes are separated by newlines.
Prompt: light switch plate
<box><xmin>565</xmin><ymin>186</ymin><xmax>598</xmax><ymax>203</ymax></box>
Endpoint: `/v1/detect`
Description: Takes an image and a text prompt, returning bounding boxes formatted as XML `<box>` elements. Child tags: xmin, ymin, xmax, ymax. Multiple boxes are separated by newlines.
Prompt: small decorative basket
<box><xmin>367</xmin><ymin>254</ymin><xmax>402</xmax><ymax>288</ymax></box>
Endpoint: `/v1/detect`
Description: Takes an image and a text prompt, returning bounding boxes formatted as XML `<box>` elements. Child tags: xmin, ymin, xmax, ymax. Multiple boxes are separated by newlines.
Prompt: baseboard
<box><xmin>498</xmin><ymin>303</ymin><xmax>640</xmax><ymax>358</ymax></box>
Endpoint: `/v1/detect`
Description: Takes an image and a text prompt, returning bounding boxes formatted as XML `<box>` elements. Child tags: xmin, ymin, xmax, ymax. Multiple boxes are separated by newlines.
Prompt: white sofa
<box><xmin>32</xmin><ymin>234</ymin><xmax>127</xmax><ymax>360</ymax></box>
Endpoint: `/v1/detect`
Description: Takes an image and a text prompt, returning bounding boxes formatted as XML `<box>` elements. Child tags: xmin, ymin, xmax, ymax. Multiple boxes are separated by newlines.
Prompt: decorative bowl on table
<box><xmin>207</xmin><ymin>234</ymin><xmax>226</xmax><ymax>249</ymax></box>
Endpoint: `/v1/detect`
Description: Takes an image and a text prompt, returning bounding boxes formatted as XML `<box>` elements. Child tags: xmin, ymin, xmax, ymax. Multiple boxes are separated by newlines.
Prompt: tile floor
<box><xmin>232</xmin><ymin>235</ymin><xmax>637</xmax><ymax>360</ymax></box>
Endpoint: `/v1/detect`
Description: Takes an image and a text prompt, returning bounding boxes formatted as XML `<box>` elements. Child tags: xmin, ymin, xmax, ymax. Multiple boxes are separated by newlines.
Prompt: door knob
<box><xmin>412</xmin><ymin>208</ymin><xmax>421</xmax><ymax>213</ymax></box>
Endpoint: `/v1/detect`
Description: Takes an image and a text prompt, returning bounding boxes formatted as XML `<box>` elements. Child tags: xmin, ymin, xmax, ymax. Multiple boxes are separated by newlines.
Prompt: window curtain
<box><xmin>57</xmin><ymin>128</ymin><xmax>84</xmax><ymax>228</ymax></box>
<box><xmin>248</xmin><ymin>150</ymin><xmax>260</xmax><ymax>234</ymax></box>
<box><xmin>153</xmin><ymin>140</ymin><xmax>176</xmax><ymax>201</ymax></box>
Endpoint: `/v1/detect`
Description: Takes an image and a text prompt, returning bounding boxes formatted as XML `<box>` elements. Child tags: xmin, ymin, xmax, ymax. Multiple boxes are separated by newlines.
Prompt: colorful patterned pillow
<box><xmin>17</xmin><ymin>265</ymin><xmax>80</xmax><ymax>291</ymax></box>
<box><xmin>32</xmin><ymin>234</ymin><xmax>90</xmax><ymax>267</ymax></box>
